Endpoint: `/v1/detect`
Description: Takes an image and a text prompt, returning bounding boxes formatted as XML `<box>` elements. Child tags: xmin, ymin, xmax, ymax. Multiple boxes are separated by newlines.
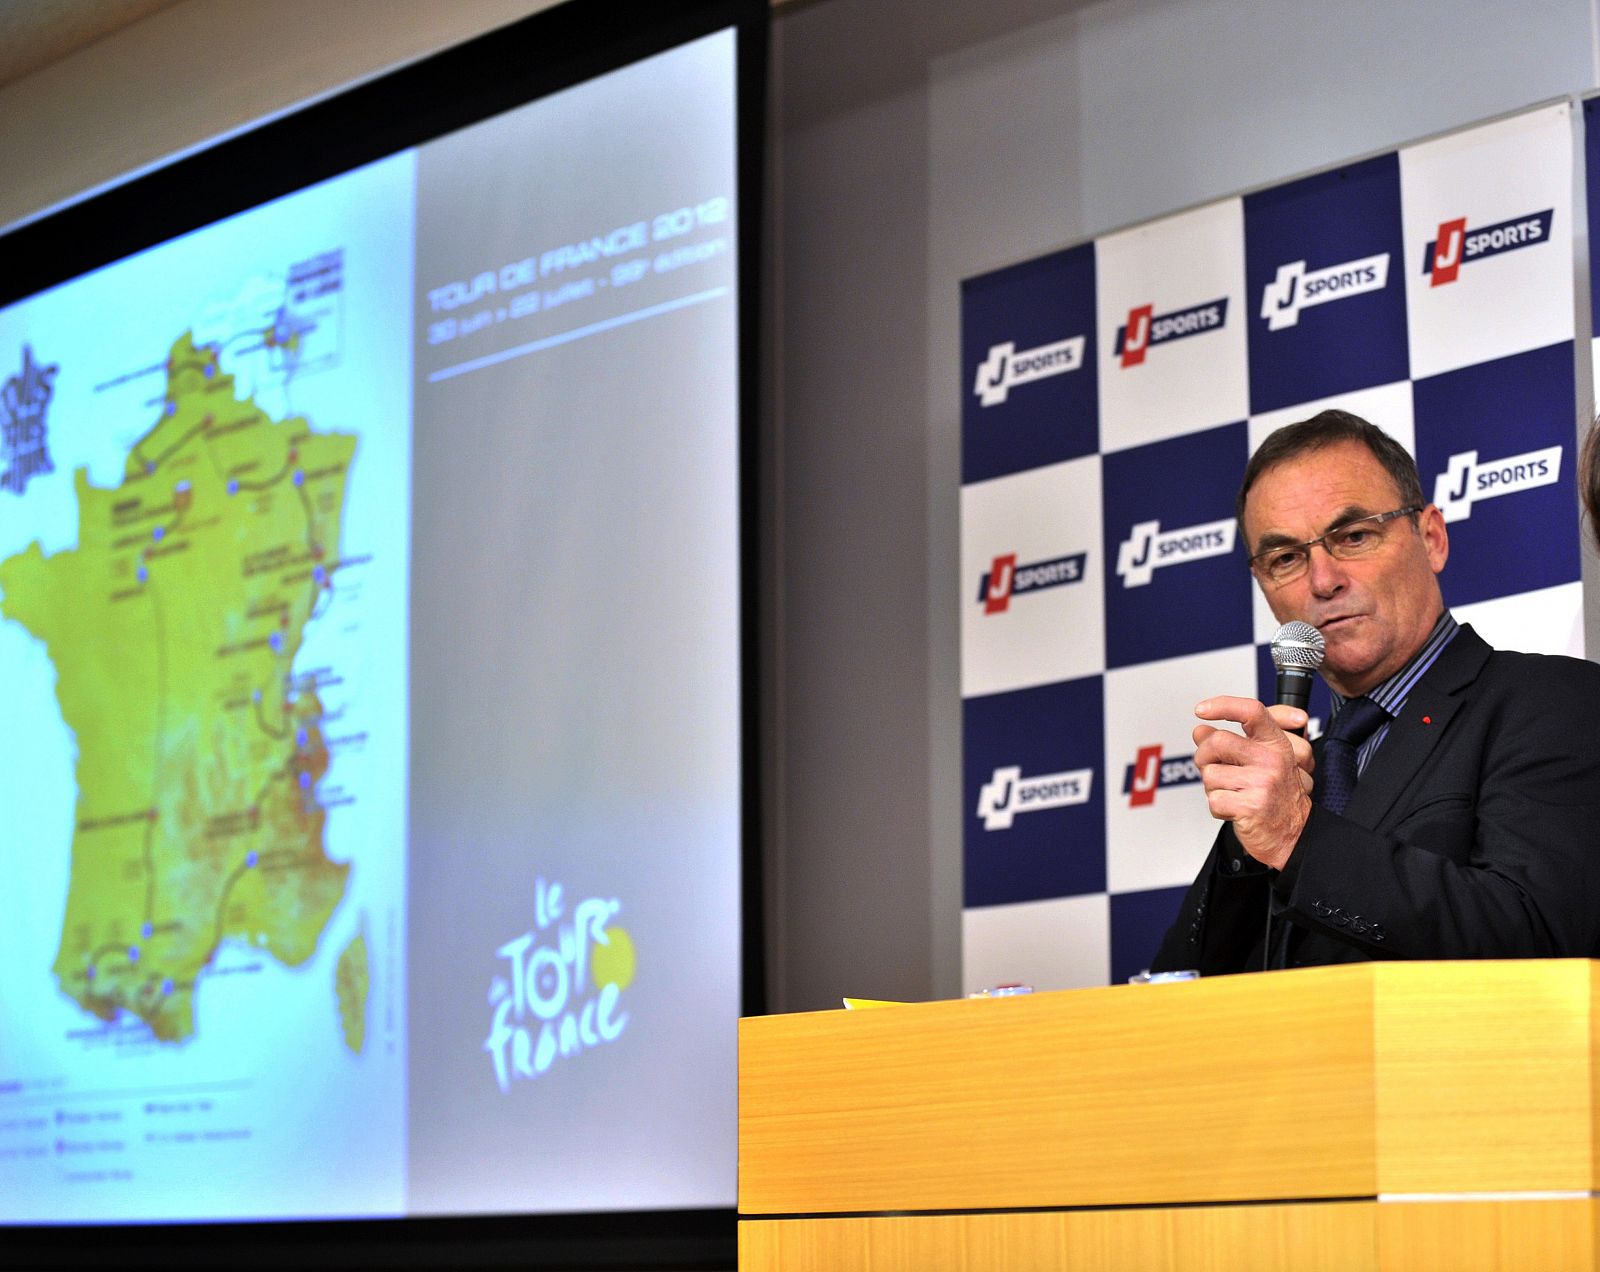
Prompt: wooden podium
<box><xmin>738</xmin><ymin>961</ymin><xmax>1600</xmax><ymax>1270</ymax></box>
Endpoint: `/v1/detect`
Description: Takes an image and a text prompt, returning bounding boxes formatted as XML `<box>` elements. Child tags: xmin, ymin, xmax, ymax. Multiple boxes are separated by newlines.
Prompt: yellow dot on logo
<box><xmin>591</xmin><ymin>925</ymin><xmax>635</xmax><ymax>992</ymax></box>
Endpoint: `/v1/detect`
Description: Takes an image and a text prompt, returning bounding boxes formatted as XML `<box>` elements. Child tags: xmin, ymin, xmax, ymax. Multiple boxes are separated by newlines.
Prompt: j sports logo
<box><xmin>1115</xmin><ymin>517</ymin><xmax>1236</xmax><ymax>588</ymax></box>
<box><xmin>1115</xmin><ymin>299</ymin><xmax>1228</xmax><ymax>367</ymax></box>
<box><xmin>1433</xmin><ymin>445</ymin><xmax>1562</xmax><ymax>523</ymax></box>
<box><xmin>1259</xmin><ymin>254</ymin><xmax>1390</xmax><ymax>331</ymax></box>
<box><xmin>973</xmin><ymin>336</ymin><xmax>1086</xmax><ymax>407</ymax></box>
<box><xmin>1122</xmin><ymin>745</ymin><xmax>1203</xmax><ymax>807</ymax></box>
<box><xmin>977</xmin><ymin>551</ymin><xmax>1088</xmax><ymax>614</ymax></box>
<box><xmin>1422</xmin><ymin>211</ymin><xmax>1553</xmax><ymax>286</ymax></box>
<box><xmin>976</xmin><ymin>764</ymin><xmax>1094</xmax><ymax>830</ymax></box>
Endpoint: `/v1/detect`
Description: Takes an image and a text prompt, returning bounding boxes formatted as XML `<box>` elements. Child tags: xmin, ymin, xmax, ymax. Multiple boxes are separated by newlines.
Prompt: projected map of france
<box><xmin>3</xmin><ymin>329</ymin><xmax>360</xmax><ymax>1046</ymax></box>
<box><xmin>0</xmin><ymin>156</ymin><xmax>412</xmax><ymax>1221</ymax></box>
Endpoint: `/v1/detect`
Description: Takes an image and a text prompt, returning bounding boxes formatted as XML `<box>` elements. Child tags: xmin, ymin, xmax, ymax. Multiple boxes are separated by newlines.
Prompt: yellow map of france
<box><xmin>0</xmin><ymin>331</ymin><xmax>365</xmax><ymax>1048</ymax></box>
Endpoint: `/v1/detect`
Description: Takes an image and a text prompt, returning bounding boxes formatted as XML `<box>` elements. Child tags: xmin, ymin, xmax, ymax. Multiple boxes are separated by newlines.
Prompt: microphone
<box><xmin>1270</xmin><ymin>621</ymin><xmax>1325</xmax><ymax>730</ymax></box>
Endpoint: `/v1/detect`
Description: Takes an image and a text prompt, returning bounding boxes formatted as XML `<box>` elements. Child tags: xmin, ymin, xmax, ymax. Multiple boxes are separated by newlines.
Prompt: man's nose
<box><xmin>1305</xmin><ymin>541</ymin><xmax>1347</xmax><ymax>596</ymax></box>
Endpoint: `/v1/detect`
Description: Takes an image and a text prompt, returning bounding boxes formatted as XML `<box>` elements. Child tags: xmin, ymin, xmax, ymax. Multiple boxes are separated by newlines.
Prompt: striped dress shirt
<box><xmin>1325</xmin><ymin>610</ymin><xmax>1460</xmax><ymax>777</ymax></box>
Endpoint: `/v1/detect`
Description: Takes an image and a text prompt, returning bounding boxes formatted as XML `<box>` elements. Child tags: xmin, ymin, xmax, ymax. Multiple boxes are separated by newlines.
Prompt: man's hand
<box><xmin>1193</xmin><ymin>697</ymin><xmax>1315</xmax><ymax>871</ymax></box>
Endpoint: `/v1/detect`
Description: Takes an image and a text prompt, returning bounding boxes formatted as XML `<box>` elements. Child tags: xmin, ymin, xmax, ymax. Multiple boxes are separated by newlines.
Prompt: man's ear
<box><xmin>1418</xmin><ymin>503</ymin><xmax>1449</xmax><ymax>574</ymax></box>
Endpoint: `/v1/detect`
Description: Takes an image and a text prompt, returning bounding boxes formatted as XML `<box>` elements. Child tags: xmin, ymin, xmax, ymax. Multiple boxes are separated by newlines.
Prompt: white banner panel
<box><xmin>960</xmin><ymin>457</ymin><xmax>1104</xmax><ymax>697</ymax></box>
<box><xmin>1095</xmin><ymin>199</ymin><xmax>1249</xmax><ymax>452</ymax></box>
<box><xmin>1400</xmin><ymin>102</ymin><xmax>1575</xmax><ymax>379</ymax></box>
<box><xmin>961</xmin><ymin>893</ymin><xmax>1109</xmax><ymax>994</ymax></box>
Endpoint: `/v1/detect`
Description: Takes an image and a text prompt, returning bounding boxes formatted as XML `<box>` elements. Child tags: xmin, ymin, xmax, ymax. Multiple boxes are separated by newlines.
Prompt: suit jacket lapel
<box><xmin>1340</xmin><ymin>624</ymin><xmax>1491</xmax><ymax>829</ymax></box>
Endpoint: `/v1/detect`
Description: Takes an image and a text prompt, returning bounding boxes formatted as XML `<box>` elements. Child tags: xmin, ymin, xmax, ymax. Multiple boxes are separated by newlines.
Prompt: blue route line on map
<box><xmin>425</xmin><ymin>286</ymin><xmax>731</xmax><ymax>384</ymax></box>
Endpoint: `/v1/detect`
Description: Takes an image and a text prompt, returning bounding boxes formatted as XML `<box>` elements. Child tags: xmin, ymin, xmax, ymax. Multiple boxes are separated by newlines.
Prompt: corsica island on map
<box><xmin>0</xmin><ymin>331</ymin><xmax>366</xmax><ymax>1048</ymax></box>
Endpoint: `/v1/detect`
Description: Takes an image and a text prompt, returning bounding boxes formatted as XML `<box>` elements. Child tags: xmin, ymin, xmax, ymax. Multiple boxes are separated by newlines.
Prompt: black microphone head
<box><xmin>1270</xmin><ymin>620</ymin><xmax>1325</xmax><ymax>673</ymax></box>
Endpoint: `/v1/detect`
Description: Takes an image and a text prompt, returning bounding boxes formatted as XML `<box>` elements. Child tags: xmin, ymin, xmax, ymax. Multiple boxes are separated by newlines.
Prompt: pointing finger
<box><xmin>1194</xmin><ymin>695</ymin><xmax>1257</xmax><ymax>724</ymax></box>
<box><xmin>1196</xmin><ymin>696</ymin><xmax>1282</xmax><ymax>743</ymax></box>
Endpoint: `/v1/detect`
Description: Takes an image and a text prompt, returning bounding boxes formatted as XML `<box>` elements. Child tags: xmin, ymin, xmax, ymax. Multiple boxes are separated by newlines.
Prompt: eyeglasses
<box><xmin>1247</xmin><ymin>506</ymin><xmax>1422</xmax><ymax>585</ymax></box>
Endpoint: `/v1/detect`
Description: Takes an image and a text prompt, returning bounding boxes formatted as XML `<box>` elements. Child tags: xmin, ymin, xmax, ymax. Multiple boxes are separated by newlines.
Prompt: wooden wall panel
<box><xmin>741</xmin><ymin>1200</ymin><xmax>1599</xmax><ymax>1272</ymax></box>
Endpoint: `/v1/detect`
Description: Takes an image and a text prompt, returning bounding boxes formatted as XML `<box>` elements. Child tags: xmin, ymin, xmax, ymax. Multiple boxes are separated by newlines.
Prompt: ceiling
<box><xmin>0</xmin><ymin>0</ymin><xmax>186</xmax><ymax>89</ymax></box>
<box><xmin>0</xmin><ymin>0</ymin><xmax>819</xmax><ymax>92</ymax></box>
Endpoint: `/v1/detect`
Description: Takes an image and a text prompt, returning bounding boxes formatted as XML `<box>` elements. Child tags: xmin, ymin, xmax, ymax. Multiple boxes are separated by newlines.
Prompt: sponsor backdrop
<box><xmin>960</xmin><ymin>101</ymin><xmax>1591</xmax><ymax>993</ymax></box>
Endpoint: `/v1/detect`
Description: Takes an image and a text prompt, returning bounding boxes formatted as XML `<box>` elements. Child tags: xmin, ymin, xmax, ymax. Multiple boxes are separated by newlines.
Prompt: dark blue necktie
<box><xmin>1317</xmin><ymin>696</ymin><xmax>1389</xmax><ymax>816</ymax></box>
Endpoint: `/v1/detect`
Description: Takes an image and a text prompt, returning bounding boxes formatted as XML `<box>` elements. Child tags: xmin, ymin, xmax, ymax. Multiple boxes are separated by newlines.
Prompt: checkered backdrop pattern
<box><xmin>959</xmin><ymin>100</ymin><xmax>1592</xmax><ymax>994</ymax></box>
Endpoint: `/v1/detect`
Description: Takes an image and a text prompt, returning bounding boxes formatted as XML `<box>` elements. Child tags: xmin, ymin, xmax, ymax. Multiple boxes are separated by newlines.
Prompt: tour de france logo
<box><xmin>1</xmin><ymin>344</ymin><xmax>58</xmax><ymax>497</ymax></box>
<box><xmin>483</xmin><ymin>877</ymin><xmax>636</xmax><ymax>1092</ymax></box>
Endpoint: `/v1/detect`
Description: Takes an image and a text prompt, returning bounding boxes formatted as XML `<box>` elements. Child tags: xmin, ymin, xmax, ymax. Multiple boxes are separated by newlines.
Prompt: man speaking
<box><xmin>1151</xmin><ymin>409</ymin><xmax>1600</xmax><ymax>974</ymax></box>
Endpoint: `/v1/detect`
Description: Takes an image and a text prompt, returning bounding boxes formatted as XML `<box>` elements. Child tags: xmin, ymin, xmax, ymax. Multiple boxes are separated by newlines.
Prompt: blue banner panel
<box><xmin>961</xmin><ymin>244</ymin><xmax>1099</xmax><ymax>483</ymax></box>
<box><xmin>1412</xmin><ymin>340</ymin><xmax>1579</xmax><ymax>607</ymax></box>
<box><xmin>1109</xmin><ymin>886</ymin><xmax>1190</xmax><ymax>984</ymax></box>
<box><xmin>1102</xmin><ymin>422</ymin><xmax>1252</xmax><ymax>668</ymax></box>
<box><xmin>963</xmin><ymin>676</ymin><xmax>1106</xmax><ymax>907</ymax></box>
<box><xmin>1245</xmin><ymin>153</ymin><xmax>1409</xmax><ymax>414</ymax></box>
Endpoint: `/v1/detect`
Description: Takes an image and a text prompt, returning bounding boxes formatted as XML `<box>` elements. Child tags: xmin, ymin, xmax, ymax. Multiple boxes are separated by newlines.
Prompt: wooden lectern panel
<box><xmin>740</xmin><ymin>961</ymin><xmax>1600</xmax><ymax>1217</ymax></box>
<box><xmin>740</xmin><ymin>966</ymin><xmax>1379</xmax><ymax>1214</ymax></box>
<box><xmin>740</xmin><ymin>962</ymin><xmax>1600</xmax><ymax>1268</ymax></box>
<box><xmin>1372</xmin><ymin>960</ymin><xmax>1596</xmax><ymax>1192</ymax></box>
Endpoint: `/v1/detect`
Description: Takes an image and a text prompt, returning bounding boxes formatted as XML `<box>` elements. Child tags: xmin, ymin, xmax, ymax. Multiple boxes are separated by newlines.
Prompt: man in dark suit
<box><xmin>1151</xmin><ymin>409</ymin><xmax>1600</xmax><ymax>974</ymax></box>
